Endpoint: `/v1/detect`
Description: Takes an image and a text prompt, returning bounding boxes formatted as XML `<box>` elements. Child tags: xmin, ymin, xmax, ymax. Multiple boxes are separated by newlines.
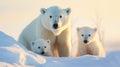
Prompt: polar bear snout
<box><xmin>41</xmin><ymin>51</ymin><xmax>45</xmax><ymax>55</ymax></box>
<box><xmin>84</xmin><ymin>40</ymin><xmax>88</xmax><ymax>43</ymax></box>
<box><xmin>53</xmin><ymin>23</ymin><xmax>58</xmax><ymax>29</ymax></box>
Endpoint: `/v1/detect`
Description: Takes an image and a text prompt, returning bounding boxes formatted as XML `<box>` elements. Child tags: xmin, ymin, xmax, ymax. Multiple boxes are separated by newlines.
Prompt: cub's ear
<box><xmin>47</xmin><ymin>39</ymin><xmax>51</xmax><ymax>44</ymax></box>
<box><xmin>94</xmin><ymin>28</ymin><xmax>97</xmax><ymax>32</ymax></box>
<box><xmin>64</xmin><ymin>8</ymin><xmax>71</xmax><ymax>15</ymax></box>
<box><xmin>40</xmin><ymin>8</ymin><xmax>46</xmax><ymax>14</ymax></box>
<box><xmin>31</xmin><ymin>41</ymin><xmax>35</xmax><ymax>45</ymax></box>
<box><xmin>77</xmin><ymin>27</ymin><xmax>80</xmax><ymax>32</ymax></box>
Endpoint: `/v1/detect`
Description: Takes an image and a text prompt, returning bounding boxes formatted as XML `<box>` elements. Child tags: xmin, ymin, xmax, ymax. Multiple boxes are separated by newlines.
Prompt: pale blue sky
<box><xmin>0</xmin><ymin>0</ymin><xmax>120</xmax><ymax>43</ymax></box>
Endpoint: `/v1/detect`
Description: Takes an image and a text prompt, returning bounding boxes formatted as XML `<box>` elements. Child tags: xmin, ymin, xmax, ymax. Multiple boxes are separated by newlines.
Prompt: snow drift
<box><xmin>0</xmin><ymin>32</ymin><xmax>46</xmax><ymax>67</ymax></box>
<box><xmin>0</xmin><ymin>31</ymin><xmax>120</xmax><ymax>67</ymax></box>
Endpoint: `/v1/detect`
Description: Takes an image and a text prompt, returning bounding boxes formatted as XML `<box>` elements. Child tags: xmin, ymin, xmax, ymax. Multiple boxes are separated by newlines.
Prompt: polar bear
<box><xmin>30</xmin><ymin>39</ymin><xmax>53</xmax><ymax>56</ymax></box>
<box><xmin>76</xmin><ymin>26</ymin><xmax>105</xmax><ymax>57</ymax></box>
<box><xmin>18</xmin><ymin>6</ymin><xmax>71</xmax><ymax>57</ymax></box>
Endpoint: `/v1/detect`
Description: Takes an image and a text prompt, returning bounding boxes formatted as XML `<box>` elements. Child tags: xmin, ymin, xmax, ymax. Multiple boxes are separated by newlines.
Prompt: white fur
<box><xmin>19</xmin><ymin>6</ymin><xmax>71</xmax><ymax>57</ymax></box>
<box><xmin>76</xmin><ymin>26</ymin><xmax>105</xmax><ymax>57</ymax></box>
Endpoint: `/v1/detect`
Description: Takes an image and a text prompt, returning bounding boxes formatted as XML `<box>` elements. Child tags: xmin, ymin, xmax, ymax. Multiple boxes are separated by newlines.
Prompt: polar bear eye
<box><xmin>60</xmin><ymin>15</ymin><xmax>62</xmax><ymax>18</ymax></box>
<box><xmin>88</xmin><ymin>34</ymin><xmax>91</xmax><ymax>37</ymax></box>
<box><xmin>50</xmin><ymin>16</ymin><xmax>52</xmax><ymax>18</ymax></box>
<box><xmin>44</xmin><ymin>46</ymin><xmax>46</xmax><ymax>48</ymax></box>
<box><xmin>81</xmin><ymin>34</ymin><xmax>84</xmax><ymax>36</ymax></box>
<box><xmin>38</xmin><ymin>47</ymin><xmax>40</xmax><ymax>49</ymax></box>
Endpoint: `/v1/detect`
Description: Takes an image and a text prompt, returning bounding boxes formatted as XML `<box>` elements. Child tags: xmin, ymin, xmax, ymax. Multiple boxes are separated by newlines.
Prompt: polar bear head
<box><xmin>77</xmin><ymin>26</ymin><xmax>97</xmax><ymax>44</ymax></box>
<box><xmin>40</xmin><ymin>6</ymin><xmax>71</xmax><ymax>36</ymax></box>
<box><xmin>30</xmin><ymin>39</ymin><xmax>51</xmax><ymax>55</ymax></box>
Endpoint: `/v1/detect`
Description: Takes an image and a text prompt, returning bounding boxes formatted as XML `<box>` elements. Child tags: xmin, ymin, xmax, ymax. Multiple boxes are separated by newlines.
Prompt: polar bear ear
<box><xmin>31</xmin><ymin>41</ymin><xmax>35</xmax><ymax>45</ymax></box>
<box><xmin>94</xmin><ymin>28</ymin><xmax>97</xmax><ymax>32</ymax></box>
<box><xmin>40</xmin><ymin>8</ymin><xmax>46</xmax><ymax>14</ymax></box>
<box><xmin>64</xmin><ymin>8</ymin><xmax>71</xmax><ymax>15</ymax></box>
<box><xmin>47</xmin><ymin>40</ymin><xmax>51</xmax><ymax>44</ymax></box>
<box><xmin>77</xmin><ymin>27</ymin><xmax>80</xmax><ymax>32</ymax></box>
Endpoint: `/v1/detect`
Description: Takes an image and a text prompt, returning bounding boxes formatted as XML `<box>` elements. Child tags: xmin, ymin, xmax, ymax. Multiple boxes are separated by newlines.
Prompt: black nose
<box><xmin>41</xmin><ymin>51</ymin><xmax>45</xmax><ymax>54</ymax></box>
<box><xmin>53</xmin><ymin>23</ymin><xmax>58</xmax><ymax>29</ymax></box>
<box><xmin>84</xmin><ymin>40</ymin><xmax>88</xmax><ymax>43</ymax></box>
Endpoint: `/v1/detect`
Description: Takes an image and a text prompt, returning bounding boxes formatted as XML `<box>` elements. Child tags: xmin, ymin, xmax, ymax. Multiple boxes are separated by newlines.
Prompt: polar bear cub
<box><xmin>76</xmin><ymin>26</ymin><xmax>105</xmax><ymax>57</ymax></box>
<box><xmin>30</xmin><ymin>39</ymin><xmax>53</xmax><ymax>56</ymax></box>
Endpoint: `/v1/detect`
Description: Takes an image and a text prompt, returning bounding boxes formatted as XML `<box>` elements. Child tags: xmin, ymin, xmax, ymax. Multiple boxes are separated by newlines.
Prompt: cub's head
<box><xmin>77</xmin><ymin>26</ymin><xmax>97</xmax><ymax>44</ymax></box>
<box><xmin>40</xmin><ymin>6</ymin><xmax>71</xmax><ymax>36</ymax></box>
<box><xmin>30</xmin><ymin>39</ymin><xmax>51</xmax><ymax>55</ymax></box>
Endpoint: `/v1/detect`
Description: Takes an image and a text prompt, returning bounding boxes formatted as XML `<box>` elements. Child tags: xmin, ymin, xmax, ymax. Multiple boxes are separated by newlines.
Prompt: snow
<box><xmin>0</xmin><ymin>32</ymin><xmax>45</xmax><ymax>67</ymax></box>
<box><xmin>0</xmin><ymin>31</ymin><xmax>120</xmax><ymax>67</ymax></box>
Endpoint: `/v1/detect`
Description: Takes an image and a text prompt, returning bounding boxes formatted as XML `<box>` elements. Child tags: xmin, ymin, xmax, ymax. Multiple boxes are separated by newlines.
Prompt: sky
<box><xmin>0</xmin><ymin>0</ymin><xmax>120</xmax><ymax>45</ymax></box>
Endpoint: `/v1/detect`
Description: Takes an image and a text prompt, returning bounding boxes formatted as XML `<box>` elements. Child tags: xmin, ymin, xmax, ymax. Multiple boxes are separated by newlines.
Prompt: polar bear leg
<box><xmin>19</xmin><ymin>36</ymin><xmax>30</xmax><ymax>50</ymax></box>
<box><xmin>89</xmin><ymin>44</ymin><xmax>100</xmax><ymax>56</ymax></box>
<box><xmin>57</xmin><ymin>27</ymin><xmax>71</xmax><ymax>57</ymax></box>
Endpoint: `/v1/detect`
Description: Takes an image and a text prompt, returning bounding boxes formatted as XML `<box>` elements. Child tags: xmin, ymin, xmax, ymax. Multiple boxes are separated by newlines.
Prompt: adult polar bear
<box><xmin>19</xmin><ymin>6</ymin><xmax>71</xmax><ymax>57</ymax></box>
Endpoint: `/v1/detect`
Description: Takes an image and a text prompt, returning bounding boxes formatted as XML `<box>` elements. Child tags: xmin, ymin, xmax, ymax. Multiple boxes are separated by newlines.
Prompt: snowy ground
<box><xmin>0</xmin><ymin>31</ymin><xmax>120</xmax><ymax>67</ymax></box>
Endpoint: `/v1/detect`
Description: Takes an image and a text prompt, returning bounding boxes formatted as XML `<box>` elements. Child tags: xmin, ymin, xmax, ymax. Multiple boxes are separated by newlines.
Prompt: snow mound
<box><xmin>0</xmin><ymin>31</ymin><xmax>120</xmax><ymax>67</ymax></box>
<box><xmin>44</xmin><ymin>51</ymin><xmax>120</xmax><ymax>67</ymax></box>
<box><xmin>0</xmin><ymin>32</ymin><xmax>46</xmax><ymax>67</ymax></box>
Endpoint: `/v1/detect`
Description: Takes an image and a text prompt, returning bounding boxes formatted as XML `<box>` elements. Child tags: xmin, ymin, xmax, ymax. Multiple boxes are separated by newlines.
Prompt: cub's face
<box><xmin>31</xmin><ymin>39</ymin><xmax>51</xmax><ymax>55</ymax></box>
<box><xmin>40</xmin><ymin>6</ymin><xmax>71</xmax><ymax>36</ymax></box>
<box><xmin>77</xmin><ymin>27</ymin><xmax>97</xmax><ymax>44</ymax></box>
